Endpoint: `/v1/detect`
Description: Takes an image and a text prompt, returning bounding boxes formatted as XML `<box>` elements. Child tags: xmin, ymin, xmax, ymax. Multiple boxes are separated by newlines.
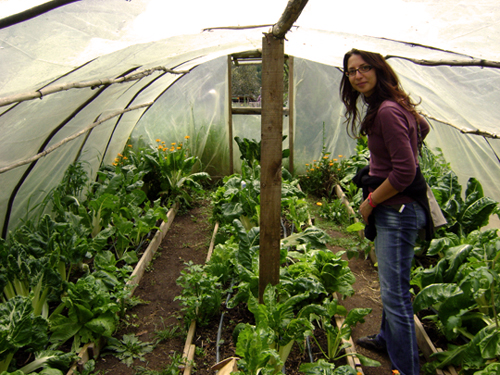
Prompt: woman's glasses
<box><xmin>345</xmin><ymin>65</ymin><xmax>373</xmax><ymax>77</ymax></box>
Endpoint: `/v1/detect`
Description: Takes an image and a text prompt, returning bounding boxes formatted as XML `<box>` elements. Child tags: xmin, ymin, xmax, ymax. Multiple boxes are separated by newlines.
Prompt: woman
<box><xmin>340</xmin><ymin>48</ymin><xmax>431</xmax><ymax>375</ymax></box>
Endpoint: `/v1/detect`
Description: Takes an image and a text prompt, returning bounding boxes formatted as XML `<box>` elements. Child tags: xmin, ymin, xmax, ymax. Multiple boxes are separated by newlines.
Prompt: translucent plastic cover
<box><xmin>1</xmin><ymin>0</ymin><xmax>500</xmax><ymax>233</ymax></box>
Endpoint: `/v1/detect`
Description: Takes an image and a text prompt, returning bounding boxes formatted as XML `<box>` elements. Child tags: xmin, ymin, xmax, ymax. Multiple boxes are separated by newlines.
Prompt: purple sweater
<box><xmin>368</xmin><ymin>100</ymin><xmax>430</xmax><ymax>204</ymax></box>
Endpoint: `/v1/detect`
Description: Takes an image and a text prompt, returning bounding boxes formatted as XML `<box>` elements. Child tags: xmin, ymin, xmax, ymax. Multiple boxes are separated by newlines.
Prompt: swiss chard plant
<box><xmin>48</xmin><ymin>274</ymin><xmax>123</xmax><ymax>353</ymax></box>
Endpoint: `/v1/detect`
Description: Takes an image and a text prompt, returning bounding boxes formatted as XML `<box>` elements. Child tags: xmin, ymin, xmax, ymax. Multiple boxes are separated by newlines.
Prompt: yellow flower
<box><xmin>177</xmin><ymin>146</ymin><xmax>181</xmax><ymax>150</ymax></box>
<box><xmin>333</xmin><ymin>158</ymin><xmax>338</xmax><ymax>162</ymax></box>
<box><xmin>165</xmin><ymin>157</ymin><xmax>168</xmax><ymax>159</ymax></box>
<box><xmin>112</xmin><ymin>162</ymin><xmax>117</xmax><ymax>166</ymax></box>
<box><xmin>162</xmin><ymin>141</ymin><xmax>165</xmax><ymax>144</ymax></box>
<box><xmin>305</xmin><ymin>163</ymin><xmax>309</xmax><ymax>166</ymax></box>
<box><xmin>316</xmin><ymin>202</ymin><xmax>322</xmax><ymax>206</ymax></box>
<box><xmin>329</xmin><ymin>162</ymin><xmax>334</xmax><ymax>166</ymax></box>
<box><xmin>323</xmin><ymin>156</ymin><xmax>328</xmax><ymax>159</ymax></box>
<box><xmin>163</xmin><ymin>147</ymin><xmax>167</xmax><ymax>151</ymax></box>
<box><xmin>114</xmin><ymin>158</ymin><xmax>119</xmax><ymax>162</ymax></box>
<box><xmin>170</xmin><ymin>147</ymin><xmax>175</xmax><ymax>151</ymax></box>
<box><xmin>156</xmin><ymin>139</ymin><xmax>161</xmax><ymax>142</ymax></box>
<box><xmin>117</xmin><ymin>153</ymin><xmax>123</xmax><ymax>157</ymax></box>
<box><xmin>185</xmin><ymin>135</ymin><xmax>190</xmax><ymax>139</ymax></box>
<box><xmin>171</xmin><ymin>142</ymin><xmax>176</xmax><ymax>146</ymax></box>
<box><xmin>338</xmin><ymin>168</ymin><xmax>341</xmax><ymax>171</ymax></box>
<box><xmin>338</xmin><ymin>154</ymin><xmax>343</xmax><ymax>157</ymax></box>
<box><xmin>158</xmin><ymin>145</ymin><xmax>163</xmax><ymax>149</ymax></box>
<box><xmin>313</xmin><ymin>160</ymin><xmax>317</xmax><ymax>162</ymax></box>
<box><xmin>123</xmin><ymin>156</ymin><xmax>128</xmax><ymax>160</ymax></box>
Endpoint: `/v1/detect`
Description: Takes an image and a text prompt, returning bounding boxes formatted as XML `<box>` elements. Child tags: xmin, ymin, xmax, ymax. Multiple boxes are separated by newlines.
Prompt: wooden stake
<box><xmin>259</xmin><ymin>33</ymin><xmax>284</xmax><ymax>303</ymax></box>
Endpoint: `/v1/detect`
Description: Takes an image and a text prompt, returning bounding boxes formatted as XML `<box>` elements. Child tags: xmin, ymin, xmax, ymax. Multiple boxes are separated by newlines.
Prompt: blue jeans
<box><xmin>372</xmin><ymin>202</ymin><xmax>426</xmax><ymax>375</ymax></box>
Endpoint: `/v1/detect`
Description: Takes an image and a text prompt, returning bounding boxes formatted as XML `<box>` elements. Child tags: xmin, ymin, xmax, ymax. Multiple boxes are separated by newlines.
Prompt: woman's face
<box><xmin>347</xmin><ymin>54</ymin><xmax>377</xmax><ymax>97</ymax></box>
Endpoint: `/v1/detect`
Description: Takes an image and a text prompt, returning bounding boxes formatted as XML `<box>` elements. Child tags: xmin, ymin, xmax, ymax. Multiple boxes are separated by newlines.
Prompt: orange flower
<box><xmin>171</xmin><ymin>142</ymin><xmax>176</xmax><ymax>146</ymax></box>
<box><xmin>156</xmin><ymin>139</ymin><xmax>161</xmax><ymax>142</ymax></box>
<box><xmin>127</xmin><ymin>144</ymin><xmax>132</xmax><ymax>148</ymax></box>
<box><xmin>170</xmin><ymin>147</ymin><xmax>175</xmax><ymax>151</ymax></box>
<box><xmin>333</xmin><ymin>158</ymin><xmax>338</xmax><ymax>162</ymax></box>
<box><xmin>177</xmin><ymin>146</ymin><xmax>181</xmax><ymax>150</ymax></box>
<box><xmin>162</xmin><ymin>141</ymin><xmax>166</xmax><ymax>144</ymax></box>
<box><xmin>305</xmin><ymin>163</ymin><xmax>309</xmax><ymax>166</ymax></box>
<box><xmin>392</xmin><ymin>371</ymin><xmax>400</xmax><ymax>375</ymax></box>
<box><xmin>313</xmin><ymin>160</ymin><xmax>317</xmax><ymax>162</ymax></box>
<box><xmin>329</xmin><ymin>162</ymin><xmax>334</xmax><ymax>166</ymax></box>
<box><xmin>323</xmin><ymin>156</ymin><xmax>328</xmax><ymax>159</ymax></box>
<box><xmin>123</xmin><ymin>156</ymin><xmax>128</xmax><ymax>160</ymax></box>
<box><xmin>338</xmin><ymin>154</ymin><xmax>343</xmax><ymax>157</ymax></box>
<box><xmin>316</xmin><ymin>202</ymin><xmax>322</xmax><ymax>206</ymax></box>
<box><xmin>158</xmin><ymin>145</ymin><xmax>163</xmax><ymax>149</ymax></box>
<box><xmin>185</xmin><ymin>135</ymin><xmax>190</xmax><ymax>139</ymax></box>
<box><xmin>114</xmin><ymin>158</ymin><xmax>119</xmax><ymax>162</ymax></box>
<box><xmin>117</xmin><ymin>153</ymin><xmax>123</xmax><ymax>157</ymax></box>
<box><xmin>112</xmin><ymin>162</ymin><xmax>117</xmax><ymax>166</ymax></box>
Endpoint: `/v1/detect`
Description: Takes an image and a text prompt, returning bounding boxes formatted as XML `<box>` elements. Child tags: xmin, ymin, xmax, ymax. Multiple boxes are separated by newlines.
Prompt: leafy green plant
<box><xmin>233</xmin><ymin>324</ymin><xmax>283</xmax><ymax>375</ymax></box>
<box><xmin>339</xmin><ymin>136</ymin><xmax>369</xmax><ymax>188</ymax></box>
<box><xmin>299</xmin><ymin>360</ymin><xmax>358</xmax><ymax>375</ymax></box>
<box><xmin>104</xmin><ymin>333</ymin><xmax>154</xmax><ymax>367</ymax></box>
<box><xmin>48</xmin><ymin>274</ymin><xmax>121</xmax><ymax>353</ymax></box>
<box><xmin>299</xmin><ymin>297</ymin><xmax>377</xmax><ymax>366</ymax></box>
<box><xmin>239</xmin><ymin>284</ymin><xmax>314</xmax><ymax>369</ymax></box>
<box><xmin>174</xmin><ymin>261</ymin><xmax>223</xmax><ymax>328</ymax></box>
<box><xmin>211</xmin><ymin>164</ymin><xmax>261</xmax><ymax>229</ymax></box>
<box><xmin>0</xmin><ymin>296</ymin><xmax>49</xmax><ymax>373</ymax></box>
<box><xmin>234</xmin><ymin>136</ymin><xmax>290</xmax><ymax>168</ymax></box>
<box><xmin>281</xmin><ymin>195</ymin><xmax>309</xmax><ymax>233</ymax></box>
<box><xmin>412</xmin><ymin>235</ymin><xmax>500</xmax><ymax>374</ymax></box>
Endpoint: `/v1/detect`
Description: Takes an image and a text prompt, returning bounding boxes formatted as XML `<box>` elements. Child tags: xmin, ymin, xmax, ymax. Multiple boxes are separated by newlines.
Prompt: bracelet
<box><xmin>367</xmin><ymin>192</ymin><xmax>377</xmax><ymax>208</ymax></box>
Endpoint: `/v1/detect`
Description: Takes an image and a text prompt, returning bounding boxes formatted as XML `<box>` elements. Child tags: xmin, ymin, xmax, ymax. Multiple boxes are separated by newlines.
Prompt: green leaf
<box><xmin>413</xmin><ymin>283</ymin><xmax>463</xmax><ymax>313</ymax></box>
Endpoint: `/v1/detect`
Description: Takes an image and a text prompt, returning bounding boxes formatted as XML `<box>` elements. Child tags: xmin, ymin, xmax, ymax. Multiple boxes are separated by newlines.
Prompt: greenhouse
<box><xmin>1</xmin><ymin>1</ymin><xmax>500</xmax><ymax>375</ymax></box>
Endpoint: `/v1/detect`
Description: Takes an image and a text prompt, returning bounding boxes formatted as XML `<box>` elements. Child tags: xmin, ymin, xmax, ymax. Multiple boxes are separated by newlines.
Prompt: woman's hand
<box><xmin>359</xmin><ymin>198</ymin><xmax>374</xmax><ymax>224</ymax></box>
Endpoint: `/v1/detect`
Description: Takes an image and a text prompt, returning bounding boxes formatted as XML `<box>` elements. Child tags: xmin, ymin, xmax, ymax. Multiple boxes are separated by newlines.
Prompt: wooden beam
<box><xmin>259</xmin><ymin>33</ymin><xmax>285</xmax><ymax>303</ymax></box>
<box><xmin>231</xmin><ymin>108</ymin><xmax>290</xmax><ymax>116</ymax></box>
<box><xmin>272</xmin><ymin>0</ymin><xmax>309</xmax><ymax>38</ymax></box>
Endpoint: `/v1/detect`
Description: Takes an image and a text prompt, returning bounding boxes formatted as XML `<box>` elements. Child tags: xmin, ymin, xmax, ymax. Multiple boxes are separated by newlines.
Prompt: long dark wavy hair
<box><xmin>340</xmin><ymin>48</ymin><xmax>420</xmax><ymax>138</ymax></box>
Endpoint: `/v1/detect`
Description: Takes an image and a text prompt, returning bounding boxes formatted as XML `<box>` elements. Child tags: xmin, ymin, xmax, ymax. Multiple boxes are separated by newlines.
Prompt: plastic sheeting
<box><xmin>1</xmin><ymin>0</ymin><xmax>500</xmax><ymax>234</ymax></box>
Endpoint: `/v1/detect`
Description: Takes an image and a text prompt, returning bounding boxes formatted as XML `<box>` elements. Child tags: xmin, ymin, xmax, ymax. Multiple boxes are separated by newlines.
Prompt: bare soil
<box><xmin>92</xmin><ymin>199</ymin><xmax>429</xmax><ymax>374</ymax></box>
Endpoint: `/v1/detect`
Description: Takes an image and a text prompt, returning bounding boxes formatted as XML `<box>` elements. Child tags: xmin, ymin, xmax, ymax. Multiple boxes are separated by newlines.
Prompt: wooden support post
<box><xmin>259</xmin><ymin>33</ymin><xmax>284</xmax><ymax>303</ymax></box>
<box><xmin>287</xmin><ymin>56</ymin><xmax>294</xmax><ymax>174</ymax></box>
<box><xmin>227</xmin><ymin>55</ymin><xmax>234</xmax><ymax>174</ymax></box>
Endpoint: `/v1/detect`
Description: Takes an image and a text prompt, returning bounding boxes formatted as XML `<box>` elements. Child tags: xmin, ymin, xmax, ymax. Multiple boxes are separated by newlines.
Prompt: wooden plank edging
<box><xmin>127</xmin><ymin>202</ymin><xmax>179</xmax><ymax>295</ymax></box>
